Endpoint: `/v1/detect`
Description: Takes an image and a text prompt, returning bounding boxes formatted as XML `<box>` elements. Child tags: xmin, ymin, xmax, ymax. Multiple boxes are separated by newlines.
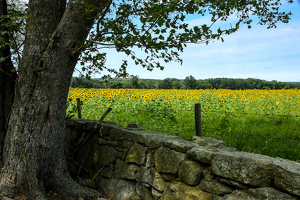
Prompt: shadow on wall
<box><xmin>65</xmin><ymin>118</ymin><xmax>300</xmax><ymax>200</ymax></box>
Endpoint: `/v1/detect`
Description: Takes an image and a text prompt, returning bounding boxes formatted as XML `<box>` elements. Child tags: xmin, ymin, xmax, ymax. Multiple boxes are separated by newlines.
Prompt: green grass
<box><xmin>67</xmin><ymin>88</ymin><xmax>300</xmax><ymax>162</ymax></box>
<box><xmin>69</xmin><ymin>101</ymin><xmax>300</xmax><ymax>162</ymax></box>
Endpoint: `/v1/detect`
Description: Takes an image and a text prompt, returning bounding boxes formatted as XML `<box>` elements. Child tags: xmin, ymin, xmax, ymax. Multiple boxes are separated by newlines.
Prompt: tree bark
<box><xmin>0</xmin><ymin>0</ymin><xmax>17</xmax><ymax>163</ymax></box>
<box><xmin>0</xmin><ymin>0</ymin><xmax>107</xmax><ymax>198</ymax></box>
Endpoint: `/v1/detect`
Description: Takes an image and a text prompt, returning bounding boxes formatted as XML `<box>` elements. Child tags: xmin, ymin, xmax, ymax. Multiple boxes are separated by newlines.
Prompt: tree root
<box><xmin>48</xmin><ymin>170</ymin><xmax>101</xmax><ymax>198</ymax></box>
<box><xmin>0</xmin><ymin>169</ymin><xmax>101</xmax><ymax>200</ymax></box>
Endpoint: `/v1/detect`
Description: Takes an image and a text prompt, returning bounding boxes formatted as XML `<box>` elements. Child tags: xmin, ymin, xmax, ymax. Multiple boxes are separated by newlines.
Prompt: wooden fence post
<box><xmin>76</xmin><ymin>98</ymin><xmax>82</xmax><ymax>119</ymax></box>
<box><xmin>195</xmin><ymin>103</ymin><xmax>202</xmax><ymax>137</ymax></box>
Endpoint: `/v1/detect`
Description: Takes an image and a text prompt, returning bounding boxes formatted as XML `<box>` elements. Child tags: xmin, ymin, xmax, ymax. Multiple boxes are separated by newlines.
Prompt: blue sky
<box><xmin>79</xmin><ymin>1</ymin><xmax>300</xmax><ymax>82</ymax></box>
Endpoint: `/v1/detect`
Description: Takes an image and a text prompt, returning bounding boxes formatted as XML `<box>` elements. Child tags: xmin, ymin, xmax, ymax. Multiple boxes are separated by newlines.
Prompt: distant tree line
<box><xmin>70</xmin><ymin>76</ymin><xmax>300</xmax><ymax>90</ymax></box>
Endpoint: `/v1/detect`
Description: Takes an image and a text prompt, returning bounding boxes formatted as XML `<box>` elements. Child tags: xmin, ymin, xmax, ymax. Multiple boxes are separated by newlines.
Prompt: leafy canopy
<box><xmin>1</xmin><ymin>0</ymin><xmax>294</xmax><ymax>79</ymax></box>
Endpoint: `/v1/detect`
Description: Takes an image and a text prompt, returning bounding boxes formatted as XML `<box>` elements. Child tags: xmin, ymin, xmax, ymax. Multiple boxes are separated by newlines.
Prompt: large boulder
<box><xmin>211</xmin><ymin>151</ymin><xmax>274</xmax><ymax>186</ymax></box>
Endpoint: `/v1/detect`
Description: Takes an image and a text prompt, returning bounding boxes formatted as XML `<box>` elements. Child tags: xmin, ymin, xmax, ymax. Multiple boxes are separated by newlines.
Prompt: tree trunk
<box><xmin>0</xmin><ymin>0</ymin><xmax>17</xmax><ymax>163</ymax></box>
<box><xmin>0</xmin><ymin>0</ymin><xmax>106</xmax><ymax>198</ymax></box>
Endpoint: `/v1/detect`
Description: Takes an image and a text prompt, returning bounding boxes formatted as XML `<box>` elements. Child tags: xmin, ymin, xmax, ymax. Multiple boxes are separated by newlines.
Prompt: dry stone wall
<box><xmin>66</xmin><ymin>118</ymin><xmax>300</xmax><ymax>200</ymax></box>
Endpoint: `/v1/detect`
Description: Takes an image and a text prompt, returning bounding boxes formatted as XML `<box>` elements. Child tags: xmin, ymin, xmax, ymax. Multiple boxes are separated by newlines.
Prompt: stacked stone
<box><xmin>66</xmin><ymin>118</ymin><xmax>300</xmax><ymax>200</ymax></box>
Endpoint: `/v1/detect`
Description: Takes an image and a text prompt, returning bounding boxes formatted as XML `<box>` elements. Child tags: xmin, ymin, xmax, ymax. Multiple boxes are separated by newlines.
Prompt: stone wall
<box><xmin>66</xmin><ymin>118</ymin><xmax>300</xmax><ymax>200</ymax></box>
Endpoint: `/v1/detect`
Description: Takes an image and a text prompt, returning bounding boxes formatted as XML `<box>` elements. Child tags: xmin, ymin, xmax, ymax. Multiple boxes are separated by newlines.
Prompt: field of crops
<box><xmin>67</xmin><ymin>88</ymin><xmax>300</xmax><ymax>161</ymax></box>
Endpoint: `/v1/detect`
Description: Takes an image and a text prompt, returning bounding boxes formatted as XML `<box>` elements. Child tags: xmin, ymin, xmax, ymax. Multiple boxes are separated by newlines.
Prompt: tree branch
<box><xmin>97</xmin><ymin>0</ymin><xmax>112</xmax><ymax>32</ymax></box>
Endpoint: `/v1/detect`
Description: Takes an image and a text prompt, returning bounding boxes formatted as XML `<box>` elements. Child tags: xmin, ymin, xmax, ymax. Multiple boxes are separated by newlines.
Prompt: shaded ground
<box><xmin>0</xmin><ymin>188</ymin><xmax>114</xmax><ymax>200</ymax></box>
<box><xmin>45</xmin><ymin>189</ymin><xmax>114</xmax><ymax>200</ymax></box>
<box><xmin>0</xmin><ymin>162</ymin><xmax>114</xmax><ymax>200</ymax></box>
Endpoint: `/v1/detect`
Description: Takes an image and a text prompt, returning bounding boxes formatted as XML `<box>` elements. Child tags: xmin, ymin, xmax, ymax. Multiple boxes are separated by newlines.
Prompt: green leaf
<box><xmin>140</xmin><ymin>17</ymin><xmax>146</xmax><ymax>24</ymax></box>
<box><xmin>157</xmin><ymin>18</ymin><xmax>164</xmax><ymax>27</ymax></box>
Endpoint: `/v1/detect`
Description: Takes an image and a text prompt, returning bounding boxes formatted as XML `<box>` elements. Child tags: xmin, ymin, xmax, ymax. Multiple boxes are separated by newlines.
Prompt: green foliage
<box><xmin>66</xmin><ymin>98</ymin><xmax>79</xmax><ymax>117</ymax></box>
<box><xmin>0</xmin><ymin>0</ymin><xmax>27</xmax><ymax>66</ymax></box>
<box><xmin>2</xmin><ymin>0</ymin><xmax>295</xmax><ymax>79</ymax></box>
<box><xmin>144</xmin><ymin>99</ymin><xmax>177</xmax><ymax>122</ymax></box>
<box><xmin>131</xmin><ymin>76</ymin><xmax>140</xmax><ymax>89</ymax></box>
<box><xmin>76</xmin><ymin>0</ymin><xmax>293</xmax><ymax>79</ymax></box>
<box><xmin>67</xmin><ymin>87</ymin><xmax>300</xmax><ymax>161</ymax></box>
<box><xmin>184</xmin><ymin>75</ymin><xmax>197</xmax><ymax>89</ymax></box>
<box><xmin>70</xmin><ymin>77</ymin><xmax>300</xmax><ymax>90</ymax></box>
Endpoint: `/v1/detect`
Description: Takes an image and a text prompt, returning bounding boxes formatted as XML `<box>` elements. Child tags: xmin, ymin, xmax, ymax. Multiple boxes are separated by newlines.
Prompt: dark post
<box><xmin>76</xmin><ymin>98</ymin><xmax>82</xmax><ymax>119</ymax></box>
<box><xmin>195</xmin><ymin>103</ymin><xmax>202</xmax><ymax>137</ymax></box>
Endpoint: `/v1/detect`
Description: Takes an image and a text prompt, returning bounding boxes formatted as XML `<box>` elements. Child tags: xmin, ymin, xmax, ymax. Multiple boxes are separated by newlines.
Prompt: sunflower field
<box><xmin>67</xmin><ymin>87</ymin><xmax>300</xmax><ymax>161</ymax></box>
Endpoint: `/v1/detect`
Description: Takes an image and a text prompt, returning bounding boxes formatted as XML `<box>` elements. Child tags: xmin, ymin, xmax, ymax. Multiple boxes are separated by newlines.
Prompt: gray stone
<box><xmin>161</xmin><ymin>181</ymin><xmax>213</xmax><ymax>200</ymax></box>
<box><xmin>199</xmin><ymin>179</ymin><xmax>233</xmax><ymax>195</ymax></box>
<box><xmin>273</xmin><ymin>157</ymin><xmax>300</xmax><ymax>196</ymax></box>
<box><xmin>161</xmin><ymin>173</ymin><xmax>177</xmax><ymax>182</ymax></box>
<box><xmin>187</xmin><ymin>146</ymin><xmax>223</xmax><ymax>164</ymax></box>
<box><xmin>99</xmin><ymin>145</ymin><xmax>116</xmax><ymax>165</ymax></box>
<box><xmin>126</xmin><ymin>130</ymin><xmax>182</xmax><ymax>149</ymax></box>
<box><xmin>219</xmin><ymin>178</ymin><xmax>248</xmax><ymax>190</ymax></box>
<box><xmin>126</xmin><ymin>130</ymin><xmax>147</xmax><ymax>143</ymax></box>
<box><xmin>144</xmin><ymin>132</ymin><xmax>179</xmax><ymax>149</ymax></box>
<box><xmin>203</xmin><ymin>166</ymin><xmax>215</xmax><ymax>181</ymax></box>
<box><xmin>114</xmin><ymin>148</ymin><xmax>125</xmax><ymax>159</ymax></box>
<box><xmin>135</xmin><ymin>181</ymin><xmax>153</xmax><ymax>200</ymax></box>
<box><xmin>164</xmin><ymin>138</ymin><xmax>199</xmax><ymax>153</ymax></box>
<box><xmin>152</xmin><ymin>168</ymin><xmax>166</xmax><ymax>192</ymax></box>
<box><xmin>212</xmin><ymin>151</ymin><xmax>274</xmax><ymax>186</ymax></box>
<box><xmin>98</xmin><ymin>138</ymin><xmax>108</xmax><ymax>145</ymax></box>
<box><xmin>217</xmin><ymin>187</ymin><xmax>297</xmax><ymax>200</ymax></box>
<box><xmin>82</xmin><ymin>121</ymin><xmax>97</xmax><ymax>131</ymax></box>
<box><xmin>114</xmin><ymin>158</ymin><xmax>139</xmax><ymax>180</ymax></box>
<box><xmin>66</xmin><ymin>117</ymin><xmax>75</xmax><ymax>127</ymax></box>
<box><xmin>136</xmin><ymin>166</ymin><xmax>153</xmax><ymax>186</ymax></box>
<box><xmin>114</xmin><ymin>146</ymin><xmax>125</xmax><ymax>152</ymax></box>
<box><xmin>145</xmin><ymin>150</ymin><xmax>155</xmax><ymax>168</ymax></box>
<box><xmin>189</xmin><ymin>136</ymin><xmax>237</xmax><ymax>152</ymax></box>
<box><xmin>99</xmin><ymin>122</ymin><xmax>121</xmax><ymax>137</ymax></box>
<box><xmin>70</xmin><ymin>118</ymin><xmax>97</xmax><ymax>131</ymax></box>
<box><xmin>125</xmin><ymin>142</ymin><xmax>147</xmax><ymax>165</ymax></box>
<box><xmin>136</xmin><ymin>181</ymin><xmax>142</xmax><ymax>196</ymax></box>
<box><xmin>107</xmin><ymin>139</ymin><xmax>123</xmax><ymax>147</ymax></box>
<box><xmin>109</xmin><ymin>127</ymin><xmax>127</xmax><ymax>140</ymax></box>
<box><xmin>189</xmin><ymin>136</ymin><xmax>227</xmax><ymax>148</ymax></box>
<box><xmin>136</xmin><ymin>166</ymin><xmax>166</xmax><ymax>192</ymax></box>
<box><xmin>123</xmin><ymin>140</ymin><xmax>133</xmax><ymax>148</ymax></box>
<box><xmin>99</xmin><ymin>178</ymin><xmax>137</xmax><ymax>200</ymax></box>
<box><xmin>127</xmin><ymin>123</ymin><xmax>140</xmax><ymax>129</ymax></box>
<box><xmin>77</xmin><ymin>132</ymin><xmax>87</xmax><ymax>146</ymax></box>
<box><xmin>247</xmin><ymin>187</ymin><xmax>298</xmax><ymax>199</ymax></box>
<box><xmin>100</xmin><ymin>166</ymin><xmax>113</xmax><ymax>178</ymax></box>
<box><xmin>114</xmin><ymin>149</ymin><xmax>127</xmax><ymax>160</ymax></box>
<box><xmin>178</xmin><ymin>160</ymin><xmax>205</xmax><ymax>185</ymax></box>
<box><xmin>152</xmin><ymin>188</ymin><xmax>163</xmax><ymax>200</ymax></box>
<box><xmin>154</xmin><ymin>147</ymin><xmax>186</xmax><ymax>174</ymax></box>
<box><xmin>66</xmin><ymin>118</ymin><xmax>300</xmax><ymax>200</ymax></box>
<box><xmin>127</xmin><ymin>123</ymin><xmax>143</xmax><ymax>131</ymax></box>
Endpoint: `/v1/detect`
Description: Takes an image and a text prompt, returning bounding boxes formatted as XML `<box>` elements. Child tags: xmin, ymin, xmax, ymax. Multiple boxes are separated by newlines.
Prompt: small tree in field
<box><xmin>0</xmin><ymin>0</ymin><xmax>294</xmax><ymax>198</ymax></box>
